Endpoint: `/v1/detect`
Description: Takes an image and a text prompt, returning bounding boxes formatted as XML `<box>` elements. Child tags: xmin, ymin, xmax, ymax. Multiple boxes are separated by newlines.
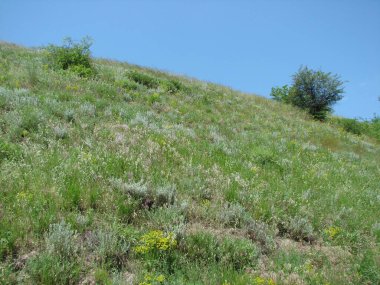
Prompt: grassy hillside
<box><xmin>0</xmin><ymin>42</ymin><xmax>379</xmax><ymax>285</ymax></box>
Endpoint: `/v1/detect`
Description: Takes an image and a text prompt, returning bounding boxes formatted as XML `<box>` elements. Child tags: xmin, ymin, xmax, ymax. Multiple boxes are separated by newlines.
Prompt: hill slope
<box><xmin>0</xmin><ymin>42</ymin><xmax>379</xmax><ymax>284</ymax></box>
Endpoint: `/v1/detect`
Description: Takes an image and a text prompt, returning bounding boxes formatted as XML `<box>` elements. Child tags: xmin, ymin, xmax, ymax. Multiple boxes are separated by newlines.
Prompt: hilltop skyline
<box><xmin>1</xmin><ymin>0</ymin><xmax>379</xmax><ymax>119</ymax></box>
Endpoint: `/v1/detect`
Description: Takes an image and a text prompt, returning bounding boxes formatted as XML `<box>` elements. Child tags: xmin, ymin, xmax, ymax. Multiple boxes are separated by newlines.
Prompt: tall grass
<box><xmin>0</xmin><ymin>41</ymin><xmax>379</xmax><ymax>284</ymax></box>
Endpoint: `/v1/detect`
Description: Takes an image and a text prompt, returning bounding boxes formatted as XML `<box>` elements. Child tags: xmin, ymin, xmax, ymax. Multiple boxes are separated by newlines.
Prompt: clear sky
<box><xmin>1</xmin><ymin>0</ymin><xmax>379</xmax><ymax>119</ymax></box>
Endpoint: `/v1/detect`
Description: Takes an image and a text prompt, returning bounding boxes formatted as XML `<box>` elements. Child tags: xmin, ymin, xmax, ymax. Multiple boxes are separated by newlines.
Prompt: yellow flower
<box><xmin>16</xmin><ymin>191</ymin><xmax>33</xmax><ymax>204</ymax></box>
<box><xmin>251</xmin><ymin>166</ymin><xmax>259</xmax><ymax>173</ymax></box>
<box><xmin>325</xmin><ymin>226</ymin><xmax>341</xmax><ymax>239</ymax></box>
<box><xmin>144</xmin><ymin>274</ymin><xmax>153</xmax><ymax>281</ymax></box>
<box><xmin>133</xmin><ymin>230</ymin><xmax>177</xmax><ymax>254</ymax></box>
<box><xmin>155</xmin><ymin>274</ymin><xmax>165</xmax><ymax>282</ymax></box>
<box><xmin>253</xmin><ymin>276</ymin><xmax>276</xmax><ymax>285</ymax></box>
<box><xmin>254</xmin><ymin>277</ymin><xmax>266</xmax><ymax>285</ymax></box>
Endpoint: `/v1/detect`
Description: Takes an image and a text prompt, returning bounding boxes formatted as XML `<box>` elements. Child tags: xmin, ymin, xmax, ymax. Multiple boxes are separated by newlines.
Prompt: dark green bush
<box><xmin>271</xmin><ymin>66</ymin><xmax>344</xmax><ymax>120</ymax></box>
<box><xmin>46</xmin><ymin>37</ymin><xmax>95</xmax><ymax>78</ymax></box>
<box><xmin>290</xmin><ymin>66</ymin><xmax>344</xmax><ymax>120</ymax></box>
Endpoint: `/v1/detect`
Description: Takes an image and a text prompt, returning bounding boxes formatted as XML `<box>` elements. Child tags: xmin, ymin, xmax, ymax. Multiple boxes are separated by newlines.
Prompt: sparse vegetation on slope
<box><xmin>0</xmin><ymin>41</ymin><xmax>379</xmax><ymax>284</ymax></box>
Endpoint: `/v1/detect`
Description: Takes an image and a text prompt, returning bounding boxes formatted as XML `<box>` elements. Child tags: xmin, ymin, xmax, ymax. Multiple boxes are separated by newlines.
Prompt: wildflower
<box><xmin>253</xmin><ymin>276</ymin><xmax>276</xmax><ymax>285</ymax></box>
<box><xmin>325</xmin><ymin>226</ymin><xmax>341</xmax><ymax>239</ymax></box>
<box><xmin>254</xmin><ymin>277</ymin><xmax>266</xmax><ymax>285</ymax></box>
<box><xmin>133</xmin><ymin>230</ymin><xmax>177</xmax><ymax>254</ymax></box>
<box><xmin>251</xmin><ymin>166</ymin><xmax>259</xmax><ymax>173</ymax></box>
<box><xmin>155</xmin><ymin>274</ymin><xmax>165</xmax><ymax>282</ymax></box>
<box><xmin>16</xmin><ymin>191</ymin><xmax>33</xmax><ymax>204</ymax></box>
<box><xmin>139</xmin><ymin>273</ymin><xmax>166</xmax><ymax>285</ymax></box>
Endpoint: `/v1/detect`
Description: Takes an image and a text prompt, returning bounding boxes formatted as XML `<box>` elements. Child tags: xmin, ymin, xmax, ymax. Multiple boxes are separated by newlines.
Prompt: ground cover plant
<box><xmin>0</xmin><ymin>41</ymin><xmax>379</xmax><ymax>284</ymax></box>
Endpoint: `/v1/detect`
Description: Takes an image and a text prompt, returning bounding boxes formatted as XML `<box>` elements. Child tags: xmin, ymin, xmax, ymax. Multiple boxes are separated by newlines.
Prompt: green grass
<box><xmin>0</xmin><ymin>41</ymin><xmax>379</xmax><ymax>284</ymax></box>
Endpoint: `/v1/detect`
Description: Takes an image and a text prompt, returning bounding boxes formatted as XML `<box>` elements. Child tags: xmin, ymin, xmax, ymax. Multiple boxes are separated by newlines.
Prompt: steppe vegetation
<box><xmin>0</xmin><ymin>40</ymin><xmax>379</xmax><ymax>284</ymax></box>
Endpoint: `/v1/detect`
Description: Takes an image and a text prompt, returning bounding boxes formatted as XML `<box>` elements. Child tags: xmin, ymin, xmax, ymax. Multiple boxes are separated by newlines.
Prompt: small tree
<box><xmin>290</xmin><ymin>66</ymin><xmax>344</xmax><ymax>120</ymax></box>
<box><xmin>271</xmin><ymin>67</ymin><xmax>345</xmax><ymax>120</ymax></box>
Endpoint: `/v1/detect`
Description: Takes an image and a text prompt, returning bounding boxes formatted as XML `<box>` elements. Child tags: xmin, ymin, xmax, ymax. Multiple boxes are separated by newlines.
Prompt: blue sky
<box><xmin>1</xmin><ymin>0</ymin><xmax>379</xmax><ymax>119</ymax></box>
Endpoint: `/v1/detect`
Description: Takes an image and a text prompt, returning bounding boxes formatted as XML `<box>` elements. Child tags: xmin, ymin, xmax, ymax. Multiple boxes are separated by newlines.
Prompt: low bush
<box><xmin>0</xmin><ymin>139</ymin><xmax>22</xmax><ymax>162</ymax></box>
<box><xmin>219</xmin><ymin>202</ymin><xmax>251</xmax><ymax>228</ymax></box>
<box><xmin>219</xmin><ymin>237</ymin><xmax>259</xmax><ymax>270</ymax></box>
<box><xmin>111</xmin><ymin>179</ymin><xmax>176</xmax><ymax>209</ymax></box>
<box><xmin>44</xmin><ymin>221</ymin><xmax>79</xmax><ymax>260</ymax></box>
<box><xmin>182</xmin><ymin>232</ymin><xmax>258</xmax><ymax>270</ymax></box>
<box><xmin>26</xmin><ymin>252</ymin><xmax>81</xmax><ymax>285</ymax></box>
<box><xmin>117</xmin><ymin>78</ymin><xmax>140</xmax><ymax>91</ymax></box>
<box><xmin>127</xmin><ymin>71</ymin><xmax>159</xmax><ymax>89</ymax></box>
<box><xmin>247</xmin><ymin>220</ymin><xmax>277</xmax><ymax>254</ymax></box>
<box><xmin>160</xmin><ymin>78</ymin><xmax>184</xmax><ymax>94</ymax></box>
<box><xmin>91</xmin><ymin>229</ymin><xmax>130</xmax><ymax>269</ymax></box>
<box><xmin>26</xmin><ymin>221</ymin><xmax>81</xmax><ymax>284</ymax></box>
<box><xmin>366</xmin><ymin>116</ymin><xmax>380</xmax><ymax>140</ymax></box>
<box><xmin>330</xmin><ymin>117</ymin><xmax>364</xmax><ymax>135</ymax></box>
<box><xmin>278</xmin><ymin>216</ymin><xmax>315</xmax><ymax>243</ymax></box>
<box><xmin>182</xmin><ymin>232</ymin><xmax>218</xmax><ymax>263</ymax></box>
<box><xmin>330</xmin><ymin>116</ymin><xmax>380</xmax><ymax>141</ymax></box>
<box><xmin>45</xmin><ymin>37</ymin><xmax>95</xmax><ymax>78</ymax></box>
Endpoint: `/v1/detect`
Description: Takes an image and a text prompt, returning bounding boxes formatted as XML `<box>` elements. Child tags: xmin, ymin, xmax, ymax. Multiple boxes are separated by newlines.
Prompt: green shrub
<box><xmin>182</xmin><ymin>232</ymin><xmax>218</xmax><ymax>263</ymax></box>
<box><xmin>330</xmin><ymin>116</ymin><xmax>380</xmax><ymax>141</ymax></box>
<box><xmin>0</xmin><ymin>55</ymin><xmax>11</xmax><ymax>87</ymax></box>
<box><xmin>117</xmin><ymin>78</ymin><xmax>140</xmax><ymax>91</ymax></box>
<box><xmin>160</xmin><ymin>78</ymin><xmax>184</xmax><ymax>93</ymax></box>
<box><xmin>0</xmin><ymin>139</ymin><xmax>22</xmax><ymax>163</ymax></box>
<box><xmin>271</xmin><ymin>66</ymin><xmax>344</xmax><ymax>120</ymax></box>
<box><xmin>270</xmin><ymin>85</ymin><xmax>292</xmax><ymax>103</ymax></box>
<box><xmin>331</xmin><ymin>117</ymin><xmax>364</xmax><ymax>135</ymax></box>
<box><xmin>0</xmin><ymin>238</ymin><xmax>9</xmax><ymax>259</ymax></box>
<box><xmin>46</xmin><ymin>37</ymin><xmax>95</xmax><ymax>78</ymax></box>
<box><xmin>127</xmin><ymin>71</ymin><xmax>159</xmax><ymax>89</ymax></box>
<box><xmin>11</xmin><ymin>109</ymin><xmax>42</xmax><ymax>140</ymax></box>
<box><xmin>290</xmin><ymin>66</ymin><xmax>344</xmax><ymax>120</ymax></box>
<box><xmin>358</xmin><ymin>249</ymin><xmax>380</xmax><ymax>284</ymax></box>
<box><xmin>365</xmin><ymin>116</ymin><xmax>380</xmax><ymax>140</ymax></box>
<box><xmin>148</xmin><ymin>92</ymin><xmax>161</xmax><ymax>105</ymax></box>
<box><xmin>219</xmin><ymin>237</ymin><xmax>259</xmax><ymax>270</ymax></box>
